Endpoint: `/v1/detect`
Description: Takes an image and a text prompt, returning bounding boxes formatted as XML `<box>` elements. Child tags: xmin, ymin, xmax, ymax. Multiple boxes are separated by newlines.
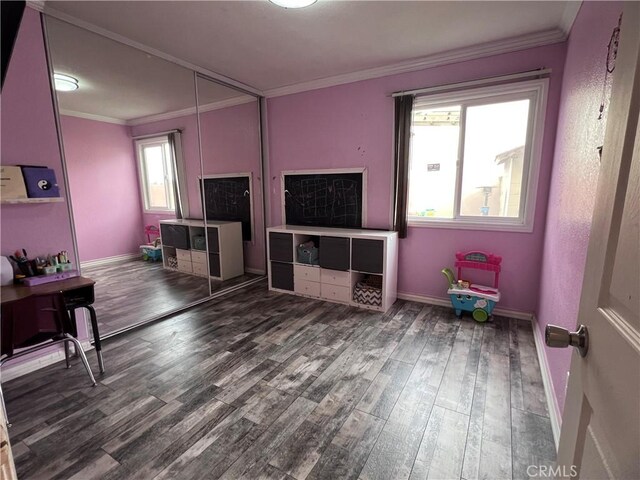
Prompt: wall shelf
<box><xmin>0</xmin><ymin>197</ymin><xmax>64</xmax><ymax>205</ymax></box>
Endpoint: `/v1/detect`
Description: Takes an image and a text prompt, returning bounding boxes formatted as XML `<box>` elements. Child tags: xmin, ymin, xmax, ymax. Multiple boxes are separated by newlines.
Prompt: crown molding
<box><xmin>559</xmin><ymin>1</ymin><xmax>582</xmax><ymax>37</ymax></box>
<box><xmin>126</xmin><ymin>96</ymin><xmax>256</xmax><ymax>126</ymax></box>
<box><xmin>58</xmin><ymin>109</ymin><xmax>128</xmax><ymax>125</ymax></box>
<box><xmin>59</xmin><ymin>96</ymin><xmax>255</xmax><ymax>127</ymax></box>
<box><xmin>263</xmin><ymin>28</ymin><xmax>567</xmax><ymax>98</ymax></box>
<box><xmin>26</xmin><ymin>1</ymin><xmax>44</xmax><ymax>12</ymax></box>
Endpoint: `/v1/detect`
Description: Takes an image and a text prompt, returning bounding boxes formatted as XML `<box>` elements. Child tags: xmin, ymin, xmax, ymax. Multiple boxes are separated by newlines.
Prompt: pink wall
<box><xmin>536</xmin><ymin>1</ymin><xmax>622</xmax><ymax>416</ymax></box>
<box><xmin>0</xmin><ymin>8</ymin><xmax>89</xmax><ymax>347</ymax></box>
<box><xmin>199</xmin><ymin>102</ymin><xmax>265</xmax><ymax>273</ymax></box>
<box><xmin>266</xmin><ymin>42</ymin><xmax>567</xmax><ymax>312</ymax></box>
<box><xmin>60</xmin><ymin>115</ymin><xmax>144</xmax><ymax>262</ymax></box>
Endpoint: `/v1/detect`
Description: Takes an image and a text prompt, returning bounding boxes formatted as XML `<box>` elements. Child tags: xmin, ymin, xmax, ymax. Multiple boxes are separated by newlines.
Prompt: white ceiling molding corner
<box><xmin>559</xmin><ymin>1</ymin><xmax>582</xmax><ymax>36</ymax></box>
<box><xmin>197</xmin><ymin>95</ymin><xmax>256</xmax><ymax>114</ymax></box>
<box><xmin>58</xmin><ymin>109</ymin><xmax>128</xmax><ymax>125</ymax></box>
<box><xmin>264</xmin><ymin>28</ymin><xmax>566</xmax><ymax>98</ymax></box>
<box><xmin>38</xmin><ymin>4</ymin><xmax>263</xmax><ymax>97</ymax></box>
<box><xmin>126</xmin><ymin>95</ymin><xmax>256</xmax><ymax>127</ymax></box>
<box><xmin>26</xmin><ymin>1</ymin><xmax>45</xmax><ymax>12</ymax></box>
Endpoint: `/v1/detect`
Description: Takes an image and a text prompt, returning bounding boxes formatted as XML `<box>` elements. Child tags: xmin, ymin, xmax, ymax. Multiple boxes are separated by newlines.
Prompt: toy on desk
<box><xmin>6</xmin><ymin>248</ymin><xmax>77</xmax><ymax>285</ymax></box>
<box><xmin>442</xmin><ymin>250</ymin><xmax>502</xmax><ymax>322</ymax></box>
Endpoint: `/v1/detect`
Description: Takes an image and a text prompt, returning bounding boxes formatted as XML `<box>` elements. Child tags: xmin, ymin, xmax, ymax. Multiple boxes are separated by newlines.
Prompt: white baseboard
<box><xmin>396</xmin><ymin>292</ymin><xmax>534</xmax><ymax>320</ymax></box>
<box><xmin>1</xmin><ymin>341</ymin><xmax>94</xmax><ymax>382</ymax></box>
<box><xmin>81</xmin><ymin>252</ymin><xmax>140</xmax><ymax>269</ymax></box>
<box><xmin>531</xmin><ymin>315</ymin><xmax>562</xmax><ymax>448</ymax></box>
<box><xmin>245</xmin><ymin>268</ymin><xmax>266</xmax><ymax>276</ymax></box>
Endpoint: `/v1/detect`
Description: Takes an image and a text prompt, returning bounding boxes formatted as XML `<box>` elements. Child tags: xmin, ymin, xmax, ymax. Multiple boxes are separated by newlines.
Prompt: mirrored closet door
<box><xmin>45</xmin><ymin>16</ymin><xmax>212</xmax><ymax>336</ymax></box>
<box><xmin>195</xmin><ymin>74</ymin><xmax>265</xmax><ymax>296</ymax></box>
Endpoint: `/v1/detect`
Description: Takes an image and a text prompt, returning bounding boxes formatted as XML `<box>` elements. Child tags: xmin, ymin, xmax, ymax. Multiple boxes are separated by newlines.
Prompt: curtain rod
<box><xmin>391</xmin><ymin>68</ymin><xmax>551</xmax><ymax>98</ymax></box>
<box><xmin>132</xmin><ymin>129</ymin><xmax>182</xmax><ymax>140</ymax></box>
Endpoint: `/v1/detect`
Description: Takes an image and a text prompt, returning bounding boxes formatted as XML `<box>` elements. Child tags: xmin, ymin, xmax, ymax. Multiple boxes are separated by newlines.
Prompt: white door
<box><xmin>553</xmin><ymin>3</ymin><xmax>640</xmax><ymax>479</ymax></box>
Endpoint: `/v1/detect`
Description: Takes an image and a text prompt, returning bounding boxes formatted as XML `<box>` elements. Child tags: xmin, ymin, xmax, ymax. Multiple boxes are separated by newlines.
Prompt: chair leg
<box><xmin>63</xmin><ymin>335</ymin><xmax>97</xmax><ymax>387</ymax></box>
<box><xmin>0</xmin><ymin>382</ymin><xmax>10</xmax><ymax>428</ymax></box>
<box><xmin>64</xmin><ymin>341</ymin><xmax>71</xmax><ymax>369</ymax></box>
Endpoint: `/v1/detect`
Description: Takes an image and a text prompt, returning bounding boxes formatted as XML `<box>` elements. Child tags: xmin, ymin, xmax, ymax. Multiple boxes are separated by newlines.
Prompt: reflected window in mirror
<box><xmin>136</xmin><ymin>136</ymin><xmax>175</xmax><ymax>213</ymax></box>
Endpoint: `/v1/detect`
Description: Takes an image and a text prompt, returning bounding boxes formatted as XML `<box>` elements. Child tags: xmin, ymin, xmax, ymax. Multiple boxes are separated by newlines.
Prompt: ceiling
<box><xmin>44</xmin><ymin>0</ymin><xmax>579</xmax><ymax>96</ymax></box>
<box><xmin>41</xmin><ymin>1</ymin><xmax>578</xmax><ymax>122</ymax></box>
<box><xmin>46</xmin><ymin>16</ymin><xmax>255</xmax><ymax>124</ymax></box>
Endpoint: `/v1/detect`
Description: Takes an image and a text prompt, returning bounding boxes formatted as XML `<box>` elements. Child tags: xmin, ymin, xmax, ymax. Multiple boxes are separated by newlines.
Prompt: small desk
<box><xmin>1</xmin><ymin>277</ymin><xmax>104</xmax><ymax>373</ymax></box>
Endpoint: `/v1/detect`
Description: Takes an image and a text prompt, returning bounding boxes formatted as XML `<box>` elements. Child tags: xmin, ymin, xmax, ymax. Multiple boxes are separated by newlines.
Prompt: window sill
<box><xmin>408</xmin><ymin>218</ymin><xmax>534</xmax><ymax>233</ymax></box>
<box><xmin>143</xmin><ymin>209</ymin><xmax>176</xmax><ymax>215</ymax></box>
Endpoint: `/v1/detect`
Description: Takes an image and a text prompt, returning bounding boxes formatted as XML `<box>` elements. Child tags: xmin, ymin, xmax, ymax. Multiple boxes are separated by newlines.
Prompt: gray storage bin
<box><xmin>269</xmin><ymin>232</ymin><xmax>293</xmax><ymax>262</ymax></box>
<box><xmin>271</xmin><ymin>261</ymin><xmax>294</xmax><ymax>291</ymax></box>
<box><xmin>352</xmin><ymin>238</ymin><xmax>384</xmax><ymax>273</ymax></box>
<box><xmin>319</xmin><ymin>236</ymin><xmax>350</xmax><ymax>271</ymax></box>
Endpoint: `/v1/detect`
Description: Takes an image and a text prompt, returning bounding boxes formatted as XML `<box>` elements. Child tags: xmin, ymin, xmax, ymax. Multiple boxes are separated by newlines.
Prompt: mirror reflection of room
<box><xmin>196</xmin><ymin>75</ymin><xmax>266</xmax><ymax>294</ymax></box>
<box><xmin>46</xmin><ymin>17</ymin><xmax>215</xmax><ymax>336</ymax></box>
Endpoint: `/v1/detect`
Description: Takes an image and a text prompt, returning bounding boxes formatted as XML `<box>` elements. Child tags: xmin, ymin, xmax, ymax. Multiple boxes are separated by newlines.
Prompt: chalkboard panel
<box><xmin>284</xmin><ymin>172</ymin><xmax>363</xmax><ymax>228</ymax></box>
<box><xmin>201</xmin><ymin>176</ymin><xmax>252</xmax><ymax>241</ymax></box>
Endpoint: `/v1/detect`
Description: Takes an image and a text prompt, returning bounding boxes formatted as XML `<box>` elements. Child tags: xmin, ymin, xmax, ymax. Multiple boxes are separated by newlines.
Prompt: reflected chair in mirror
<box><xmin>0</xmin><ymin>292</ymin><xmax>97</xmax><ymax>427</ymax></box>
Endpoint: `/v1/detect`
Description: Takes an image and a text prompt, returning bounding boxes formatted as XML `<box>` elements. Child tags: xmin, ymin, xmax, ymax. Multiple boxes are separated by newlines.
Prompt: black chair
<box><xmin>0</xmin><ymin>292</ymin><xmax>96</xmax><ymax>426</ymax></box>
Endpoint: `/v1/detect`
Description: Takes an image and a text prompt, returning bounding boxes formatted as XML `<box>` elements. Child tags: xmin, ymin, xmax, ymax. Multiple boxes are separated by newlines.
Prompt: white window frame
<box><xmin>407</xmin><ymin>78</ymin><xmax>548</xmax><ymax>233</ymax></box>
<box><xmin>135</xmin><ymin>135</ymin><xmax>176</xmax><ymax>214</ymax></box>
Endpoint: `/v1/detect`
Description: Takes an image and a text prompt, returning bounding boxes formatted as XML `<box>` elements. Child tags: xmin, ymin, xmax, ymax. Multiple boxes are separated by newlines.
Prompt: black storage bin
<box><xmin>161</xmin><ymin>224</ymin><xmax>189</xmax><ymax>250</ymax></box>
<box><xmin>319</xmin><ymin>236</ymin><xmax>350</xmax><ymax>271</ymax></box>
<box><xmin>269</xmin><ymin>232</ymin><xmax>293</xmax><ymax>262</ymax></box>
<box><xmin>160</xmin><ymin>224</ymin><xmax>173</xmax><ymax>247</ymax></box>
<box><xmin>207</xmin><ymin>227</ymin><xmax>220</xmax><ymax>253</ymax></box>
<box><xmin>209</xmin><ymin>253</ymin><xmax>221</xmax><ymax>277</ymax></box>
<box><xmin>271</xmin><ymin>261</ymin><xmax>294</xmax><ymax>291</ymax></box>
<box><xmin>352</xmin><ymin>238</ymin><xmax>384</xmax><ymax>273</ymax></box>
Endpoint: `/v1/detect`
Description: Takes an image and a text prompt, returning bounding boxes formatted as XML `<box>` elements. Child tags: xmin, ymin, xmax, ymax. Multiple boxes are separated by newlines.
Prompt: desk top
<box><xmin>1</xmin><ymin>276</ymin><xmax>95</xmax><ymax>305</ymax></box>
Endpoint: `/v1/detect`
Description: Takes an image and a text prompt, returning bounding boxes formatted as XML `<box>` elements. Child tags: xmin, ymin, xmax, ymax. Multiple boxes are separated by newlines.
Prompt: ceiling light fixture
<box><xmin>269</xmin><ymin>0</ymin><xmax>317</xmax><ymax>9</ymax></box>
<box><xmin>54</xmin><ymin>73</ymin><xmax>79</xmax><ymax>92</ymax></box>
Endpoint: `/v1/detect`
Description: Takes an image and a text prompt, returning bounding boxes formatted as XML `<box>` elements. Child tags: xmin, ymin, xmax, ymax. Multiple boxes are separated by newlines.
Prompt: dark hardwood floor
<box><xmin>3</xmin><ymin>281</ymin><xmax>556</xmax><ymax>479</ymax></box>
<box><xmin>82</xmin><ymin>259</ymin><xmax>260</xmax><ymax>336</ymax></box>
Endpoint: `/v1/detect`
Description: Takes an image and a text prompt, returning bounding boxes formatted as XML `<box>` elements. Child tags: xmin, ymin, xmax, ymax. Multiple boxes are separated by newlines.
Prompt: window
<box><xmin>407</xmin><ymin>79</ymin><xmax>547</xmax><ymax>231</ymax></box>
<box><xmin>136</xmin><ymin>136</ymin><xmax>176</xmax><ymax>213</ymax></box>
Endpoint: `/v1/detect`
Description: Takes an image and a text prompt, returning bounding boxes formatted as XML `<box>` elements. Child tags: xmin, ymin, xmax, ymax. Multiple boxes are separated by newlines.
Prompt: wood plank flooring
<box><xmin>82</xmin><ymin>259</ymin><xmax>259</xmax><ymax>336</ymax></box>
<box><xmin>3</xmin><ymin>281</ymin><xmax>556</xmax><ymax>479</ymax></box>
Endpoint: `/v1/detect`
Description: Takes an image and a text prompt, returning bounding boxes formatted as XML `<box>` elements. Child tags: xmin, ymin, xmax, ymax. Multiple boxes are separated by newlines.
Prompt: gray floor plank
<box><xmin>511</xmin><ymin>408</ymin><xmax>556</xmax><ymax>480</ymax></box>
<box><xmin>307</xmin><ymin>409</ymin><xmax>385</xmax><ymax>480</ymax></box>
<box><xmin>356</xmin><ymin>358</ymin><xmax>412</xmax><ymax>420</ymax></box>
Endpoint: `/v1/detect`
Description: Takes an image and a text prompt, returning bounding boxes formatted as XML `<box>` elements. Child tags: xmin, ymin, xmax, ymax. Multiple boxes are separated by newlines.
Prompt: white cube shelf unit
<box><xmin>267</xmin><ymin>225</ymin><xmax>398</xmax><ymax>312</ymax></box>
<box><xmin>160</xmin><ymin>219</ymin><xmax>244</xmax><ymax>281</ymax></box>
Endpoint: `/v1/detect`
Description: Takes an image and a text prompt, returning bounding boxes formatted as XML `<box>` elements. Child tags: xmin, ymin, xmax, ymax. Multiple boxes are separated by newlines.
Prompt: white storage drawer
<box><xmin>320</xmin><ymin>284</ymin><xmax>351</xmax><ymax>303</ymax></box>
<box><xmin>176</xmin><ymin>249</ymin><xmax>192</xmax><ymax>261</ymax></box>
<box><xmin>294</xmin><ymin>264</ymin><xmax>321</xmax><ymax>282</ymax></box>
<box><xmin>177</xmin><ymin>258</ymin><xmax>193</xmax><ymax>273</ymax></box>
<box><xmin>191</xmin><ymin>251</ymin><xmax>207</xmax><ymax>264</ymax></box>
<box><xmin>192</xmin><ymin>262</ymin><xmax>208</xmax><ymax>276</ymax></box>
<box><xmin>320</xmin><ymin>269</ymin><xmax>350</xmax><ymax>287</ymax></box>
<box><xmin>294</xmin><ymin>279</ymin><xmax>321</xmax><ymax>297</ymax></box>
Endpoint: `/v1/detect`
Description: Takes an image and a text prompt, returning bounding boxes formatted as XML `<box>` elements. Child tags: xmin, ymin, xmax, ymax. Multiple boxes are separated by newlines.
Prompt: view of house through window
<box><xmin>136</xmin><ymin>136</ymin><xmax>176</xmax><ymax>213</ymax></box>
<box><xmin>407</xmin><ymin>83</ymin><xmax>541</xmax><ymax>228</ymax></box>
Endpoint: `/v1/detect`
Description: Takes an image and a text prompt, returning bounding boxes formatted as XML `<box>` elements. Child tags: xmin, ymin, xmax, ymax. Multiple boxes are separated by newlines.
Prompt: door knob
<box><xmin>545</xmin><ymin>324</ymin><xmax>589</xmax><ymax>357</ymax></box>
